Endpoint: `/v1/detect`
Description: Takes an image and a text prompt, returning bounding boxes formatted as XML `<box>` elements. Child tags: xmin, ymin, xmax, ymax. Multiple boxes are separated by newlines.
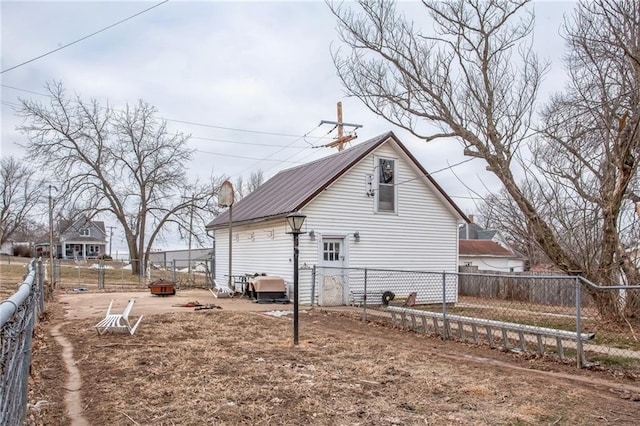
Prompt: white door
<box><xmin>319</xmin><ymin>238</ymin><xmax>346</xmax><ymax>306</ymax></box>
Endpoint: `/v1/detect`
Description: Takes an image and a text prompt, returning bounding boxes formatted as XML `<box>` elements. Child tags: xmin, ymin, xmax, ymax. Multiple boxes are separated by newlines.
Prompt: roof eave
<box><xmin>207</xmin><ymin>212</ymin><xmax>291</xmax><ymax>231</ymax></box>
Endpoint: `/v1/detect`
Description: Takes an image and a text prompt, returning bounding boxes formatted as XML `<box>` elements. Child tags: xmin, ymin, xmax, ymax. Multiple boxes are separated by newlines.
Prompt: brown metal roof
<box><xmin>207</xmin><ymin>131</ymin><xmax>467</xmax><ymax>229</ymax></box>
<box><xmin>459</xmin><ymin>240</ymin><xmax>514</xmax><ymax>257</ymax></box>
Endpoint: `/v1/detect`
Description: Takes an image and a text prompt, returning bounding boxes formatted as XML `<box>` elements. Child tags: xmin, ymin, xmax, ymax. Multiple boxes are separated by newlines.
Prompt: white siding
<box><xmin>459</xmin><ymin>256</ymin><xmax>525</xmax><ymax>272</ymax></box>
<box><xmin>213</xmin><ymin>219</ymin><xmax>317</xmax><ymax>304</ymax></box>
<box><xmin>0</xmin><ymin>241</ymin><xmax>13</xmax><ymax>255</ymax></box>
<box><xmin>303</xmin><ymin>143</ymin><xmax>459</xmax><ymax>272</ymax></box>
<box><xmin>213</xmin><ymin>141</ymin><xmax>462</xmax><ymax>306</ymax></box>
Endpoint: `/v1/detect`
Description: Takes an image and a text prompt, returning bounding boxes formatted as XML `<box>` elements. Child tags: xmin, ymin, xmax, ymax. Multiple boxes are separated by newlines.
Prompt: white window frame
<box><xmin>374</xmin><ymin>156</ymin><xmax>397</xmax><ymax>214</ymax></box>
<box><xmin>322</xmin><ymin>240</ymin><xmax>342</xmax><ymax>262</ymax></box>
<box><xmin>80</xmin><ymin>228</ymin><xmax>91</xmax><ymax>237</ymax></box>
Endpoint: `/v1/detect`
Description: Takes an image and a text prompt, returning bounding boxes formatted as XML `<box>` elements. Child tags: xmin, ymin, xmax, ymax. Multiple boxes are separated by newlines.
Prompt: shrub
<box><xmin>13</xmin><ymin>245</ymin><xmax>32</xmax><ymax>258</ymax></box>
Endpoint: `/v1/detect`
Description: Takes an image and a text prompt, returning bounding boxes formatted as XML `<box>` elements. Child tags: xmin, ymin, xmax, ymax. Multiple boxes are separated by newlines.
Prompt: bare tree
<box><xmin>234</xmin><ymin>176</ymin><xmax>245</xmax><ymax>200</ymax></box>
<box><xmin>328</xmin><ymin>0</ymin><xmax>567</xmax><ymax>265</ymax></box>
<box><xmin>533</xmin><ymin>0</ymin><xmax>640</xmax><ymax>317</ymax></box>
<box><xmin>9</xmin><ymin>218</ymin><xmax>48</xmax><ymax>243</ymax></box>
<box><xmin>247</xmin><ymin>170</ymin><xmax>264</xmax><ymax>194</ymax></box>
<box><xmin>330</xmin><ymin>0</ymin><xmax>640</xmax><ymax>320</ymax></box>
<box><xmin>0</xmin><ymin>156</ymin><xmax>45</xmax><ymax>246</ymax></box>
<box><xmin>16</xmin><ymin>82</ymin><xmax>219</xmax><ymax>275</ymax></box>
<box><xmin>234</xmin><ymin>170</ymin><xmax>265</xmax><ymax>201</ymax></box>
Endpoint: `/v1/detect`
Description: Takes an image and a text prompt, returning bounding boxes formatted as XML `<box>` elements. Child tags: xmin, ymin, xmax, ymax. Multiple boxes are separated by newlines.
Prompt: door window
<box><xmin>323</xmin><ymin>241</ymin><xmax>341</xmax><ymax>261</ymax></box>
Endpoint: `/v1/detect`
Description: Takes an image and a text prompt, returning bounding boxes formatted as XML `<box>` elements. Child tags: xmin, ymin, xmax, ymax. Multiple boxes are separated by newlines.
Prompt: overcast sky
<box><xmin>1</xmin><ymin>0</ymin><xmax>576</xmax><ymax>253</ymax></box>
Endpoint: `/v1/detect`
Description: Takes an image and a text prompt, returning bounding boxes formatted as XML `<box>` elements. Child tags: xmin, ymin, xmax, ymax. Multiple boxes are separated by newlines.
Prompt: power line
<box><xmin>383</xmin><ymin>157</ymin><xmax>477</xmax><ymax>189</ymax></box>
<box><xmin>1</xmin><ymin>84</ymin><xmax>328</xmax><ymax>140</ymax></box>
<box><xmin>229</xmin><ymin>124</ymin><xmax>323</xmax><ymax>179</ymax></box>
<box><xmin>194</xmin><ymin>149</ymin><xmax>306</xmax><ymax>163</ymax></box>
<box><xmin>1</xmin><ymin>1</ymin><xmax>169</xmax><ymax>74</ymax></box>
<box><xmin>189</xmin><ymin>135</ymin><xmax>327</xmax><ymax>148</ymax></box>
<box><xmin>164</xmin><ymin>117</ymin><xmax>327</xmax><ymax>139</ymax></box>
<box><xmin>2</xmin><ymin>94</ymin><xmax>331</xmax><ymax>148</ymax></box>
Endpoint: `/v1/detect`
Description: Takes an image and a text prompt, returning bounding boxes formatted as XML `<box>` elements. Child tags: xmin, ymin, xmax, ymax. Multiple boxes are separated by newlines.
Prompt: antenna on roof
<box><xmin>320</xmin><ymin>102</ymin><xmax>362</xmax><ymax>152</ymax></box>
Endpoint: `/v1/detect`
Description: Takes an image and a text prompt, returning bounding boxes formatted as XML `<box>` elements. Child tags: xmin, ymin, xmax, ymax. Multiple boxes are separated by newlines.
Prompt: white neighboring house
<box><xmin>206</xmin><ymin>132</ymin><xmax>468</xmax><ymax>306</ymax></box>
<box><xmin>0</xmin><ymin>240</ymin><xmax>14</xmax><ymax>255</ymax></box>
<box><xmin>56</xmin><ymin>218</ymin><xmax>107</xmax><ymax>260</ymax></box>
<box><xmin>459</xmin><ymin>240</ymin><xmax>526</xmax><ymax>272</ymax></box>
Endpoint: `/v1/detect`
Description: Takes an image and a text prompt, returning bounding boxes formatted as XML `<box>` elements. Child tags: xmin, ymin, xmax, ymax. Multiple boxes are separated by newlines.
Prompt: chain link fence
<box><xmin>313</xmin><ymin>267</ymin><xmax>640</xmax><ymax>370</ymax></box>
<box><xmin>48</xmin><ymin>257</ymin><xmax>215</xmax><ymax>291</ymax></box>
<box><xmin>0</xmin><ymin>259</ymin><xmax>44</xmax><ymax>425</ymax></box>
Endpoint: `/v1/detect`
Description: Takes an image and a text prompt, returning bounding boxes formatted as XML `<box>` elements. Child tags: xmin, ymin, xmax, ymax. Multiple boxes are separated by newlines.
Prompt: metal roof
<box><xmin>207</xmin><ymin>131</ymin><xmax>467</xmax><ymax>229</ymax></box>
<box><xmin>459</xmin><ymin>240</ymin><xmax>515</xmax><ymax>257</ymax></box>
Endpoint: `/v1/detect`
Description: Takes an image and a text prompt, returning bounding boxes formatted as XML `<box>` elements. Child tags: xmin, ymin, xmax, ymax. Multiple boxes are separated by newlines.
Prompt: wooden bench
<box><xmin>95</xmin><ymin>299</ymin><xmax>144</xmax><ymax>335</ymax></box>
<box><xmin>386</xmin><ymin>306</ymin><xmax>594</xmax><ymax>359</ymax></box>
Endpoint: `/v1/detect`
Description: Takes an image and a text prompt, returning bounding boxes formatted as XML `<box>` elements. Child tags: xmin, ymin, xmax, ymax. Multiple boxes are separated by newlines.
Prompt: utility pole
<box><xmin>48</xmin><ymin>185</ymin><xmax>58</xmax><ymax>286</ymax></box>
<box><xmin>107</xmin><ymin>226</ymin><xmax>116</xmax><ymax>257</ymax></box>
<box><xmin>320</xmin><ymin>102</ymin><xmax>363</xmax><ymax>151</ymax></box>
<box><xmin>187</xmin><ymin>194</ymin><xmax>194</xmax><ymax>275</ymax></box>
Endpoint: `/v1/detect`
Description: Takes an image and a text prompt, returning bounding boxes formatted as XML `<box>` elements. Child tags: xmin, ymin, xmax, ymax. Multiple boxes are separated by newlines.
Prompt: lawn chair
<box><xmin>95</xmin><ymin>299</ymin><xmax>144</xmax><ymax>335</ymax></box>
<box><xmin>210</xmin><ymin>279</ymin><xmax>231</xmax><ymax>298</ymax></box>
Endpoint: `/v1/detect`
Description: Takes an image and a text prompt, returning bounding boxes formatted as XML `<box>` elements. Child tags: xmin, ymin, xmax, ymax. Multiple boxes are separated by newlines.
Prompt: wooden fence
<box><xmin>458</xmin><ymin>266</ymin><xmax>593</xmax><ymax>308</ymax></box>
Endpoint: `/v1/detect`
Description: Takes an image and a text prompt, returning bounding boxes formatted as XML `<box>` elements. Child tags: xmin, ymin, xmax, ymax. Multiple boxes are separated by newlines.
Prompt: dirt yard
<box><xmin>25</xmin><ymin>288</ymin><xmax>640</xmax><ymax>425</ymax></box>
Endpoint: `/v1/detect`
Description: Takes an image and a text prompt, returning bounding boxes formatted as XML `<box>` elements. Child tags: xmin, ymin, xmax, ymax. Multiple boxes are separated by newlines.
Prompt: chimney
<box><xmin>468</xmin><ymin>214</ymin><xmax>474</xmax><ymax>223</ymax></box>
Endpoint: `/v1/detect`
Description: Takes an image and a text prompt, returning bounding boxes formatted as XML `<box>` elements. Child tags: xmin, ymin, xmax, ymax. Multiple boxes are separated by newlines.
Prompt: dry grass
<box><xmin>27</xmin><ymin>301</ymin><xmax>640</xmax><ymax>425</ymax></box>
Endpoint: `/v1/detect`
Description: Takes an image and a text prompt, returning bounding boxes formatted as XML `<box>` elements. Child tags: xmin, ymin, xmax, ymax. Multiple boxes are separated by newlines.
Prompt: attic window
<box><xmin>377</xmin><ymin>158</ymin><xmax>396</xmax><ymax>213</ymax></box>
<box><xmin>80</xmin><ymin>228</ymin><xmax>90</xmax><ymax>237</ymax></box>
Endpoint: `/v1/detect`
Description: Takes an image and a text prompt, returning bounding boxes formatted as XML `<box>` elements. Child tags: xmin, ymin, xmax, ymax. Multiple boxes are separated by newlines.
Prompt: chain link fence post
<box><xmin>363</xmin><ymin>268</ymin><xmax>368</xmax><ymax>323</ymax></box>
<box><xmin>172</xmin><ymin>259</ymin><xmax>177</xmax><ymax>283</ymax></box>
<box><xmin>575</xmin><ymin>277</ymin><xmax>584</xmax><ymax>368</ymax></box>
<box><xmin>37</xmin><ymin>258</ymin><xmax>45</xmax><ymax>314</ymax></box>
<box><xmin>54</xmin><ymin>258</ymin><xmax>60</xmax><ymax>284</ymax></box>
<box><xmin>310</xmin><ymin>265</ymin><xmax>316</xmax><ymax>307</ymax></box>
<box><xmin>442</xmin><ymin>271</ymin><xmax>449</xmax><ymax>340</ymax></box>
<box><xmin>98</xmin><ymin>258</ymin><xmax>105</xmax><ymax>289</ymax></box>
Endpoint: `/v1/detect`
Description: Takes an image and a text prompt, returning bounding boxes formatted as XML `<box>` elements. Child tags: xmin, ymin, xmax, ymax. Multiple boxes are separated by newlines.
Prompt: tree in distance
<box><xmin>17</xmin><ymin>82</ymin><xmax>221</xmax><ymax>275</ymax></box>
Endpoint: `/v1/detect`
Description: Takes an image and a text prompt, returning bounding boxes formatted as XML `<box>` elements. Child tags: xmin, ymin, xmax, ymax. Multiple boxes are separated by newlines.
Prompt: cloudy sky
<box><xmin>1</xmin><ymin>0</ymin><xmax>576</xmax><ymax>252</ymax></box>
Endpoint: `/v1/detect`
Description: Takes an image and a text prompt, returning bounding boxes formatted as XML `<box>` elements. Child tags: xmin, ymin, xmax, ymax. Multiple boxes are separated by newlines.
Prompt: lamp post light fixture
<box><xmin>286</xmin><ymin>211</ymin><xmax>306</xmax><ymax>346</ymax></box>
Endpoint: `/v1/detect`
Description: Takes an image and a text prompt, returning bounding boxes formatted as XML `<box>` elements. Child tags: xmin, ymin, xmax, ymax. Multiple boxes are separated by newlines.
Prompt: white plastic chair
<box><xmin>95</xmin><ymin>299</ymin><xmax>143</xmax><ymax>335</ymax></box>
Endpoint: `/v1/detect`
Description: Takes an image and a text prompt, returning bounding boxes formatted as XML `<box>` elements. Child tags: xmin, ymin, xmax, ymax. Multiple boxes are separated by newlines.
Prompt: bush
<box><xmin>13</xmin><ymin>245</ymin><xmax>32</xmax><ymax>258</ymax></box>
<box><xmin>98</xmin><ymin>254</ymin><xmax>113</xmax><ymax>261</ymax></box>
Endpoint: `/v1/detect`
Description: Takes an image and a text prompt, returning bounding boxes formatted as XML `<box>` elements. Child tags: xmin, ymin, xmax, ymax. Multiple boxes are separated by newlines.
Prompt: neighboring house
<box><xmin>56</xmin><ymin>218</ymin><xmax>107</xmax><ymax>260</ymax></box>
<box><xmin>458</xmin><ymin>217</ymin><xmax>513</xmax><ymax>251</ymax></box>
<box><xmin>0</xmin><ymin>240</ymin><xmax>14</xmax><ymax>255</ymax></box>
<box><xmin>206</xmin><ymin>132</ymin><xmax>467</xmax><ymax>306</ymax></box>
<box><xmin>459</xmin><ymin>240</ymin><xmax>525</xmax><ymax>272</ymax></box>
<box><xmin>148</xmin><ymin>248</ymin><xmax>213</xmax><ymax>269</ymax></box>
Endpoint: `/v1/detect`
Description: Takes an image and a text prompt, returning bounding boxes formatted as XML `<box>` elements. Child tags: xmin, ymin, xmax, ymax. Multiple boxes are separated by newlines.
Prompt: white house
<box><xmin>459</xmin><ymin>240</ymin><xmax>525</xmax><ymax>272</ymax></box>
<box><xmin>458</xmin><ymin>219</ymin><xmax>526</xmax><ymax>272</ymax></box>
<box><xmin>0</xmin><ymin>240</ymin><xmax>14</xmax><ymax>255</ymax></box>
<box><xmin>206</xmin><ymin>132</ymin><xmax>467</xmax><ymax>306</ymax></box>
<box><xmin>56</xmin><ymin>218</ymin><xmax>107</xmax><ymax>260</ymax></box>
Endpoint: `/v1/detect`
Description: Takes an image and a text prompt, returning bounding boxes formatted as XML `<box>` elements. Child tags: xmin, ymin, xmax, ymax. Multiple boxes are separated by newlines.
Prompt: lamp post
<box><xmin>286</xmin><ymin>211</ymin><xmax>306</xmax><ymax>346</ymax></box>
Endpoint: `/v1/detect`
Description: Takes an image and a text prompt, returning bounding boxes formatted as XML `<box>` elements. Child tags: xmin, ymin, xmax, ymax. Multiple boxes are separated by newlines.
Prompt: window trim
<box><xmin>374</xmin><ymin>156</ymin><xmax>397</xmax><ymax>214</ymax></box>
